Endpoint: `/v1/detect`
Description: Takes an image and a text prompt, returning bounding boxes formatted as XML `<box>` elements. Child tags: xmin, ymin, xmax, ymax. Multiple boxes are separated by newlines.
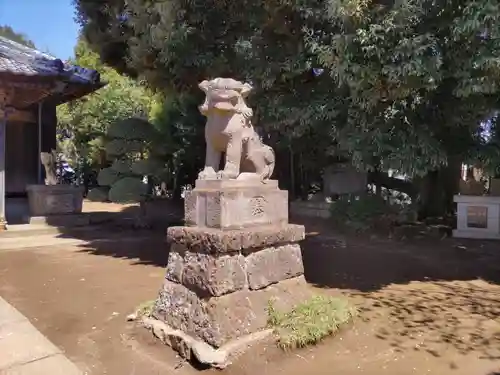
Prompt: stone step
<box><xmin>0</xmin><ymin>224</ymin><xmax>97</xmax><ymax>239</ymax></box>
<box><xmin>0</xmin><ymin>225</ymin><xmax>107</xmax><ymax>251</ymax></box>
<box><xmin>26</xmin><ymin>211</ymin><xmax>125</xmax><ymax>226</ymax></box>
<box><xmin>0</xmin><ymin>234</ymin><xmax>89</xmax><ymax>251</ymax></box>
<box><xmin>0</xmin><ymin>229</ymin><xmax>152</xmax><ymax>251</ymax></box>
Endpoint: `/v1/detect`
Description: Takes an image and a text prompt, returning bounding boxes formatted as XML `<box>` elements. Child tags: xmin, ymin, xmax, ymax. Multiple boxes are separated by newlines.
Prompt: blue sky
<box><xmin>0</xmin><ymin>0</ymin><xmax>79</xmax><ymax>59</ymax></box>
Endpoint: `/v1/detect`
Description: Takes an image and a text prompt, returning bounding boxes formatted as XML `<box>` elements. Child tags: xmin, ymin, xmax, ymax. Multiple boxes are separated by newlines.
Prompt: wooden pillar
<box><xmin>41</xmin><ymin>101</ymin><xmax>57</xmax><ymax>153</ymax></box>
<box><xmin>0</xmin><ymin>114</ymin><xmax>5</xmax><ymax>229</ymax></box>
<box><xmin>38</xmin><ymin>102</ymin><xmax>42</xmax><ymax>184</ymax></box>
<box><xmin>37</xmin><ymin>101</ymin><xmax>57</xmax><ymax>184</ymax></box>
<box><xmin>0</xmin><ymin>89</ymin><xmax>13</xmax><ymax>230</ymax></box>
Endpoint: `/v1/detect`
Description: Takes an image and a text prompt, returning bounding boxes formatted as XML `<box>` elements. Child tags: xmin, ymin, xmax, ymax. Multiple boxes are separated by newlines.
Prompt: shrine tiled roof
<box><xmin>0</xmin><ymin>36</ymin><xmax>100</xmax><ymax>84</ymax></box>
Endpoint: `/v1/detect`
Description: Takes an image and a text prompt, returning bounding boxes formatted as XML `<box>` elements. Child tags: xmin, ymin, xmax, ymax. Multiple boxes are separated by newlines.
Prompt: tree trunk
<box><xmin>417</xmin><ymin>158</ymin><xmax>461</xmax><ymax>219</ymax></box>
<box><xmin>289</xmin><ymin>144</ymin><xmax>296</xmax><ymax>200</ymax></box>
<box><xmin>368</xmin><ymin>161</ymin><xmax>461</xmax><ymax>219</ymax></box>
<box><xmin>367</xmin><ymin>171</ymin><xmax>417</xmax><ymax>198</ymax></box>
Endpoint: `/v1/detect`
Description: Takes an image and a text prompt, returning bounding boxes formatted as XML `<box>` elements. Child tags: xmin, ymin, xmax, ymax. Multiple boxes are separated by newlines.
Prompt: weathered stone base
<box><xmin>152</xmin><ymin>224</ymin><xmax>307</xmax><ymax>349</ymax></box>
<box><xmin>143</xmin><ymin>317</ymin><xmax>275</xmax><ymax>369</ymax></box>
<box><xmin>154</xmin><ymin>276</ymin><xmax>309</xmax><ymax>348</ymax></box>
<box><xmin>143</xmin><ymin>316</ymin><xmax>275</xmax><ymax>369</ymax></box>
<box><xmin>26</xmin><ymin>184</ymin><xmax>84</xmax><ymax>216</ymax></box>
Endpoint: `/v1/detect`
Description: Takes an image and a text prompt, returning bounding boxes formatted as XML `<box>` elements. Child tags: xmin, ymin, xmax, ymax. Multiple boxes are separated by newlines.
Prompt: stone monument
<box><xmin>290</xmin><ymin>163</ymin><xmax>368</xmax><ymax>219</ymax></box>
<box><xmin>149</xmin><ymin>78</ymin><xmax>308</xmax><ymax>366</ymax></box>
<box><xmin>26</xmin><ymin>150</ymin><xmax>84</xmax><ymax>219</ymax></box>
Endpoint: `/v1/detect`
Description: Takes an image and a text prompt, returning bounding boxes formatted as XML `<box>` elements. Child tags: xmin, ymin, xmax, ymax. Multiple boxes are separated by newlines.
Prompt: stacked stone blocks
<box><xmin>153</xmin><ymin>182</ymin><xmax>307</xmax><ymax>348</ymax></box>
<box><xmin>152</xmin><ymin>78</ymin><xmax>307</xmax><ymax>352</ymax></box>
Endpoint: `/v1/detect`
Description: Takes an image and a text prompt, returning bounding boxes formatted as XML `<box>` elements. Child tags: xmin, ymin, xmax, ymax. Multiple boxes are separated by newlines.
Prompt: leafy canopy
<box><xmin>75</xmin><ymin>0</ymin><xmax>500</xmax><ymax>176</ymax></box>
<box><xmin>57</xmin><ymin>37</ymin><xmax>158</xmax><ymax>165</ymax></box>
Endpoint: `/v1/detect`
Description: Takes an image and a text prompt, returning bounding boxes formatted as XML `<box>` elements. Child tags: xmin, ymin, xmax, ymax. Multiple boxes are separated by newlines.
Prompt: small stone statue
<box><xmin>198</xmin><ymin>78</ymin><xmax>275</xmax><ymax>181</ymax></box>
<box><xmin>40</xmin><ymin>150</ymin><xmax>58</xmax><ymax>185</ymax></box>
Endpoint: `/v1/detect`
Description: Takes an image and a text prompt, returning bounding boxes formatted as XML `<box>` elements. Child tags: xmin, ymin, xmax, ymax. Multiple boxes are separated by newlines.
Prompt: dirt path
<box><xmin>0</xmin><ymin>222</ymin><xmax>499</xmax><ymax>375</ymax></box>
<box><xmin>0</xmin><ymin>235</ymin><xmax>182</xmax><ymax>375</ymax></box>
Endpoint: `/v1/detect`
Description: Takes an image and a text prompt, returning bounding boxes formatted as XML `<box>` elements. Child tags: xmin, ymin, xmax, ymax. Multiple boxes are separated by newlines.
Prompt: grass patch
<box><xmin>135</xmin><ymin>300</ymin><xmax>156</xmax><ymax>319</ymax></box>
<box><xmin>267</xmin><ymin>295</ymin><xmax>356</xmax><ymax>349</ymax></box>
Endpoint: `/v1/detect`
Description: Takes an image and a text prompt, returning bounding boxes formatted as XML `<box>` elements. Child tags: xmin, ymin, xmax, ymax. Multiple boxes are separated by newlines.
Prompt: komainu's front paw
<box><xmin>216</xmin><ymin>170</ymin><xmax>238</xmax><ymax>180</ymax></box>
<box><xmin>198</xmin><ymin>169</ymin><xmax>217</xmax><ymax>180</ymax></box>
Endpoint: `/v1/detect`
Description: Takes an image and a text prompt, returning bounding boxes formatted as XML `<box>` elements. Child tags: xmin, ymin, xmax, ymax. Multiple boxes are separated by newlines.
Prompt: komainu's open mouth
<box><xmin>213</xmin><ymin>101</ymin><xmax>238</xmax><ymax>111</ymax></box>
<box><xmin>210</xmin><ymin>89</ymin><xmax>240</xmax><ymax>101</ymax></box>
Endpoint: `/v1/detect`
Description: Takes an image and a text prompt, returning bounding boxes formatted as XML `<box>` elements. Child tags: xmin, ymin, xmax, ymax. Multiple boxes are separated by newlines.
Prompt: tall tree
<box><xmin>57</xmin><ymin>37</ymin><xmax>156</xmax><ymax>169</ymax></box>
<box><xmin>75</xmin><ymin>0</ymin><xmax>500</xmax><ymax>216</ymax></box>
<box><xmin>0</xmin><ymin>25</ymin><xmax>35</xmax><ymax>48</ymax></box>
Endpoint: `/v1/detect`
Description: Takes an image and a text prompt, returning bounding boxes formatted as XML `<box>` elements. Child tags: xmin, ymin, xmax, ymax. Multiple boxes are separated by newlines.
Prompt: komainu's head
<box><xmin>198</xmin><ymin>78</ymin><xmax>252</xmax><ymax>115</ymax></box>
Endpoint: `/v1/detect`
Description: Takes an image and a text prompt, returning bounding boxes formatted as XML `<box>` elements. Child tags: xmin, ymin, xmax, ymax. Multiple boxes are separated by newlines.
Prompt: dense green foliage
<box><xmin>74</xmin><ymin>0</ymin><xmax>500</xmax><ymax>171</ymax></box>
<box><xmin>329</xmin><ymin>191</ymin><xmax>416</xmax><ymax>232</ymax></box>
<box><xmin>74</xmin><ymin>0</ymin><xmax>500</xmax><ymax>216</ymax></box>
<box><xmin>57</xmin><ymin>37</ymin><xmax>205</xmax><ymax>199</ymax></box>
<box><xmin>88</xmin><ymin>117</ymin><xmax>166</xmax><ymax>203</ymax></box>
<box><xmin>149</xmin><ymin>94</ymin><xmax>206</xmax><ymax>195</ymax></box>
<box><xmin>57</xmin><ymin>38</ymin><xmax>157</xmax><ymax>169</ymax></box>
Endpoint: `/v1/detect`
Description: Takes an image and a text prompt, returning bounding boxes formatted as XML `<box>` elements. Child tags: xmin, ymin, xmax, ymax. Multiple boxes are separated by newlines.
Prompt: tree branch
<box><xmin>368</xmin><ymin>171</ymin><xmax>417</xmax><ymax>198</ymax></box>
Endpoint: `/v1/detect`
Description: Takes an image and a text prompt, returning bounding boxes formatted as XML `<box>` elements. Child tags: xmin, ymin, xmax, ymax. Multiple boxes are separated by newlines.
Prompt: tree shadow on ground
<box><xmin>298</xmin><ymin>215</ymin><xmax>500</xmax><ymax>291</ymax></box>
<box><xmin>39</xmin><ymin>208</ymin><xmax>500</xmax><ymax>364</ymax></box>
<box><xmin>294</xmin><ymin>216</ymin><xmax>500</xmax><ymax>362</ymax></box>
<box><xmin>354</xmin><ymin>280</ymin><xmax>500</xmax><ymax>361</ymax></box>
<box><xmin>44</xmin><ymin>201</ymin><xmax>184</xmax><ymax>267</ymax></box>
<box><xmin>75</xmin><ymin>232</ymin><xmax>170</xmax><ymax>267</ymax></box>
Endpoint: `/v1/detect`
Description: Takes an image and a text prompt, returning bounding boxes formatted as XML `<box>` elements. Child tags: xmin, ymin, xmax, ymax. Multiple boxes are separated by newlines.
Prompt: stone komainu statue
<box><xmin>198</xmin><ymin>78</ymin><xmax>275</xmax><ymax>181</ymax></box>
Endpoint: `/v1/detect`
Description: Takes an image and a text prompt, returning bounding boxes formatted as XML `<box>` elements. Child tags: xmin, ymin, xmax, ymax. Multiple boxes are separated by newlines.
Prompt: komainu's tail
<box><xmin>263</xmin><ymin>146</ymin><xmax>275</xmax><ymax>180</ymax></box>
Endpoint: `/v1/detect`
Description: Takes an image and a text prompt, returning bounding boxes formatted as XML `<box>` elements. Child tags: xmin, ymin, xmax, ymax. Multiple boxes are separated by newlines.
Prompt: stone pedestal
<box><xmin>152</xmin><ymin>179</ymin><xmax>307</xmax><ymax>354</ymax></box>
<box><xmin>26</xmin><ymin>184</ymin><xmax>84</xmax><ymax>217</ymax></box>
<box><xmin>453</xmin><ymin>194</ymin><xmax>500</xmax><ymax>239</ymax></box>
<box><xmin>184</xmin><ymin>179</ymin><xmax>288</xmax><ymax>229</ymax></box>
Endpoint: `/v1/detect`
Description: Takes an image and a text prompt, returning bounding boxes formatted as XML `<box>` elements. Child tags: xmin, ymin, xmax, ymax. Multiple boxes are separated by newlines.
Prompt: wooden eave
<box><xmin>50</xmin><ymin>81</ymin><xmax>107</xmax><ymax>106</ymax></box>
<box><xmin>0</xmin><ymin>71</ymin><xmax>105</xmax><ymax>108</ymax></box>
